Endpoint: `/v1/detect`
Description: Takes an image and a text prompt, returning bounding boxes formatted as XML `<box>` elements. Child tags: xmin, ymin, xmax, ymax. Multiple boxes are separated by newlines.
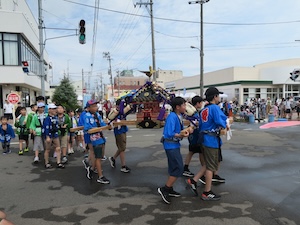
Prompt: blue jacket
<box><xmin>43</xmin><ymin>115</ymin><xmax>59</xmax><ymax>138</ymax></box>
<box><xmin>199</xmin><ymin>104</ymin><xmax>227</xmax><ymax>149</ymax></box>
<box><xmin>113</xmin><ymin>115</ymin><xmax>128</xmax><ymax>136</ymax></box>
<box><xmin>162</xmin><ymin>112</ymin><xmax>184</xmax><ymax>150</ymax></box>
<box><xmin>78</xmin><ymin>110</ymin><xmax>87</xmax><ymax>126</ymax></box>
<box><xmin>188</xmin><ymin>112</ymin><xmax>201</xmax><ymax>146</ymax></box>
<box><xmin>83</xmin><ymin>112</ymin><xmax>107</xmax><ymax>146</ymax></box>
<box><xmin>0</xmin><ymin>124</ymin><xmax>15</xmax><ymax>143</ymax></box>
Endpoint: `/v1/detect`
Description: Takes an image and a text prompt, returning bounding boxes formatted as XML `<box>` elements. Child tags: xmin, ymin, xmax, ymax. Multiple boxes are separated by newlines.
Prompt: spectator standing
<box><xmin>3</xmin><ymin>100</ymin><xmax>14</xmax><ymax>121</ymax></box>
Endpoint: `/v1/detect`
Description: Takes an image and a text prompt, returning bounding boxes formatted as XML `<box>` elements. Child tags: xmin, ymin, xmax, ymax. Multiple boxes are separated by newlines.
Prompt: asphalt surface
<box><xmin>0</xmin><ymin>121</ymin><xmax>300</xmax><ymax>225</ymax></box>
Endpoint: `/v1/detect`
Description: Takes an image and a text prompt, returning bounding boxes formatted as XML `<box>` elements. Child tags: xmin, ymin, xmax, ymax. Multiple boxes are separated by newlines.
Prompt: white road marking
<box><xmin>243</xmin><ymin>128</ymin><xmax>253</xmax><ymax>131</ymax></box>
<box><xmin>129</xmin><ymin>128</ymin><xmax>140</xmax><ymax>131</ymax></box>
<box><xmin>127</xmin><ymin>136</ymin><xmax>132</xmax><ymax>138</ymax></box>
<box><xmin>143</xmin><ymin>134</ymin><xmax>156</xmax><ymax>137</ymax></box>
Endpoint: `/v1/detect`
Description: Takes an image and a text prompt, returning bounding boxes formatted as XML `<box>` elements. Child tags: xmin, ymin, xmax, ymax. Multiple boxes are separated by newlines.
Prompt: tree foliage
<box><xmin>52</xmin><ymin>77</ymin><xmax>79</xmax><ymax>111</ymax></box>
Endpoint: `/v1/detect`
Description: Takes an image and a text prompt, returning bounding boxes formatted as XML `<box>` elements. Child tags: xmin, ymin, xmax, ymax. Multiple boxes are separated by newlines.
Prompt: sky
<box><xmin>26</xmin><ymin>0</ymin><xmax>300</xmax><ymax>89</ymax></box>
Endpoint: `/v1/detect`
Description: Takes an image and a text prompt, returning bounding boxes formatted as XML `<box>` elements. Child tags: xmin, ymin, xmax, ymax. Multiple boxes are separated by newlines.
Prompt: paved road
<box><xmin>0</xmin><ymin>122</ymin><xmax>299</xmax><ymax>225</ymax></box>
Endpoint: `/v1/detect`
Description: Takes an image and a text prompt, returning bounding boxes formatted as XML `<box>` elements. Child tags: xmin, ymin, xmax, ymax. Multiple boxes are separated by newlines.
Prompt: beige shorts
<box><xmin>45</xmin><ymin>137</ymin><xmax>60</xmax><ymax>150</ymax></box>
<box><xmin>115</xmin><ymin>133</ymin><xmax>126</xmax><ymax>152</ymax></box>
<box><xmin>59</xmin><ymin>135</ymin><xmax>68</xmax><ymax>148</ymax></box>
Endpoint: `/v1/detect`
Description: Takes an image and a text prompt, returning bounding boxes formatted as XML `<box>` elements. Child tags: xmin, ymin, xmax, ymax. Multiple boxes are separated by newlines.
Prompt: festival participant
<box><xmin>43</xmin><ymin>103</ymin><xmax>64</xmax><ymax>169</ymax></box>
<box><xmin>187</xmin><ymin>87</ymin><xmax>227</xmax><ymax>201</ymax></box>
<box><xmin>56</xmin><ymin>104</ymin><xmax>71</xmax><ymax>164</ymax></box>
<box><xmin>27</xmin><ymin>104</ymin><xmax>37</xmax><ymax>145</ymax></box>
<box><xmin>3</xmin><ymin>100</ymin><xmax>13</xmax><ymax>122</ymax></box>
<box><xmin>83</xmin><ymin>99</ymin><xmax>110</xmax><ymax>184</ymax></box>
<box><xmin>183</xmin><ymin>96</ymin><xmax>204</xmax><ymax>178</ymax></box>
<box><xmin>158</xmin><ymin>97</ymin><xmax>189</xmax><ymax>204</ymax></box>
<box><xmin>30</xmin><ymin>102</ymin><xmax>46</xmax><ymax>163</ymax></box>
<box><xmin>75</xmin><ymin>108</ymin><xmax>85</xmax><ymax>151</ymax></box>
<box><xmin>108</xmin><ymin>99</ymin><xmax>130</xmax><ymax>173</ymax></box>
<box><xmin>15</xmin><ymin>107</ymin><xmax>30</xmax><ymax>155</ymax></box>
<box><xmin>0</xmin><ymin>116</ymin><xmax>15</xmax><ymax>154</ymax></box>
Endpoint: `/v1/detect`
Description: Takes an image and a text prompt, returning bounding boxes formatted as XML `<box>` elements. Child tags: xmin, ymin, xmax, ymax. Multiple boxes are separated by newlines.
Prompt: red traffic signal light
<box><xmin>79</xmin><ymin>19</ymin><xmax>86</xmax><ymax>44</ymax></box>
<box><xmin>22</xmin><ymin>61</ymin><xmax>29</xmax><ymax>73</ymax></box>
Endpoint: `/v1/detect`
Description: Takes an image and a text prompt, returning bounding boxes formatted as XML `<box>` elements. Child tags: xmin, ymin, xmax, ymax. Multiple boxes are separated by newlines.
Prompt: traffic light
<box><xmin>79</xmin><ymin>19</ymin><xmax>86</xmax><ymax>44</ymax></box>
<box><xmin>290</xmin><ymin>69</ymin><xmax>300</xmax><ymax>81</ymax></box>
<box><xmin>22</xmin><ymin>61</ymin><xmax>29</xmax><ymax>73</ymax></box>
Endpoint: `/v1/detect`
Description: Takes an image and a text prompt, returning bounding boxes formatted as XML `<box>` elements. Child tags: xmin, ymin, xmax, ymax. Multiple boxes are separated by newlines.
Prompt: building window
<box><xmin>0</xmin><ymin>33</ymin><xmax>19</xmax><ymax>65</ymax></box>
<box><xmin>21</xmin><ymin>37</ymin><xmax>40</xmax><ymax>75</ymax></box>
<box><xmin>138</xmin><ymin>81</ymin><xmax>140</xmax><ymax>85</ymax></box>
<box><xmin>243</xmin><ymin>88</ymin><xmax>249</xmax><ymax>93</ymax></box>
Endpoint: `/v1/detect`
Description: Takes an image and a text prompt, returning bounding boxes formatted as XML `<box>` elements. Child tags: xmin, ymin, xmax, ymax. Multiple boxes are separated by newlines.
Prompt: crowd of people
<box><xmin>0</xmin><ymin>96</ymin><xmax>131</xmax><ymax>184</ymax></box>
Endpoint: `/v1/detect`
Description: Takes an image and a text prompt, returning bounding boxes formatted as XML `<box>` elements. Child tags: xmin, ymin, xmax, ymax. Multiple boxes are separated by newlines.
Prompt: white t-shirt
<box><xmin>4</xmin><ymin>103</ymin><xmax>13</xmax><ymax>114</ymax></box>
<box><xmin>97</xmin><ymin>103</ymin><xmax>103</xmax><ymax>111</ymax></box>
<box><xmin>285</xmin><ymin>100</ymin><xmax>291</xmax><ymax>109</ymax></box>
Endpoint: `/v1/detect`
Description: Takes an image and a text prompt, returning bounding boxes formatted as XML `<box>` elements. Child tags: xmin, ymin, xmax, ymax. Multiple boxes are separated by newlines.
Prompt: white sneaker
<box><xmin>70</xmin><ymin>148</ymin><xmax>74</xmax><ymax>154</ymax></box>
<box><xmin>34</xmin><ymin>156</ymin><xmax>39</xmax><ymax>164</ymax></box>
<box><xmin>53</xmin><ymin>152</ymin><xmax>57</xmax><ymax>158</ymax></box>
<box><xmin>101</xmin><ymin>155</ymin><xmax>107</xmax><ymax>161</ymax></box>
<box><xmin>61</xmin><ymin>156</ymin><xmax>68</xmax><ymax>164</ymax></box>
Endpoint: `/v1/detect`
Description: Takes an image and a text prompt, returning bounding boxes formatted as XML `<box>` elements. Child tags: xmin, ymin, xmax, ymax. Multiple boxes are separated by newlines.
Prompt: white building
<box><xmin>165</xmin><ymin>59</ymin><xmax>300</xmax><ymax>104</ymax></box>
<box><xmin>155</xmin><ymin>70</ymin><xmax>183</xmax><ymax>88</ymax></box>
<box><xmin>0</xmin><ymin>0</ymin><xmax>50</xmax><ymax>110</ymax></box>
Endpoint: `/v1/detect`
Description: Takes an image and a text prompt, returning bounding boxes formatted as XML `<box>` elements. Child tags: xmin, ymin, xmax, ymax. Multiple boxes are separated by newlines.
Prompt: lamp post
<box><xmin>189</xmin><ymin>0</ymin><xmax>210</xmax><ymax>97</ymax></box>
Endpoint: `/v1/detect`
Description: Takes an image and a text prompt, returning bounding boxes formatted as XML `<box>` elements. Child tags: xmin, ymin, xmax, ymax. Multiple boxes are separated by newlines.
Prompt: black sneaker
<box><xmin>109</xmin><ymin>157</ymin><xmax>116</xmax><ymax>168</ymax></box>
<box><xmin>199</xmin><ymin>175</ymin><xmax>206</xmax><ymax>185</ymax></box>
<box><xmin>169</xmin><ymin>187</ymin><xmax>181</xmax><ymax>197</ymax></box>
<box><xmin>158</xmin><ymin>187</ymin><xmax>171</xmax><ymax>204</ymax></box>
<box><xmin>201</xmin><ymin>190</ymin><xmax>221</xmax><ymax>201</ymax></box>
<box><xmin>86</xmin><ymin>166</ymin><xmax>94</xmax><ymax>180</ymax></box>
<box><xmin>212</xmin><ymin>174</ymin><xmax>225</xmax><ymax>183</ymax></box>
<box><xmin>57</xmin><ymin>163</ymin><xmax>65</xmax><ymax>169</ymax></box>
<box><xmin>120</xmin><ymin>166</ymin><xmax>131</xmax><ymax>173</ymax></box>
<box><xmin>186</xmin><ymin>178</ymin><xmax>198</xmax><ymax>196</ymax></box>
<box><xmin>97</xmin><ymin>176</ymin><xmax>110</xmax><ymax>184</ymax></box>
<box><xmin>183</xmin><ymin>169</ymin><xmax>194</xmax><ymax>177</ymax></box>
<box><xmin>3</xmin><ymin>149</ymin><xmax>11</xmax><ymax>155</ymax></box>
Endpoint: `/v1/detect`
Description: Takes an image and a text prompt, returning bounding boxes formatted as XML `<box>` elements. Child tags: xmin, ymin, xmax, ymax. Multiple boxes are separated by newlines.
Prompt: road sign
<box><xmin>7</xmin><ymin>93</ymin><xmax>20</xmax><ymax>104</ymax></box>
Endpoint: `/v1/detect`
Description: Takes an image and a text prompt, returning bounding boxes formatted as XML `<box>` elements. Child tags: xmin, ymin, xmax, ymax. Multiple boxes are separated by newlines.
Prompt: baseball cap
<box><xmin>204</xmin><ymin>87</ymin><xmax>223</xmax><ymax>98</ymax></box>
<box><xmin>37</xmin><ymin>102</ymin><xmax>45</xmax><ymax>108</ymax></box>
<box><xmin>48</xmin><ymin>103</ymin><xmax>57</xmax><ymax>109</ymax></box>
<box><xmin>85</xmin><ymin>99</ymin><xmax>99</xmax><ymax>108</ymax></box>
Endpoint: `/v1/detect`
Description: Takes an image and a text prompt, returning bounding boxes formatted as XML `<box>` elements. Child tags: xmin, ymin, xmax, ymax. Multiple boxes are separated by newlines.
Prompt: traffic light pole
<box><xmin>38</xmin><ymin>0</ymin><xmax>45</xmax><ymax>98</ymax></box>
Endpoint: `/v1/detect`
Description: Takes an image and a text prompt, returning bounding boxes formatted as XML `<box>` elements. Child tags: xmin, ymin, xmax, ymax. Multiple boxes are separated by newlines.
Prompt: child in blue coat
<box><xmin>0</xmin><ymin>116</ymin><xmax>15</xmax><ymax>154</ymax></box>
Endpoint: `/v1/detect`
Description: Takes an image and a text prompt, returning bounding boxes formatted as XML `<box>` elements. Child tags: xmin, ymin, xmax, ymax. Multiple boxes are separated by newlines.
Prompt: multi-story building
<box><xmin>0</xmin><ymin>0</ymin><xmax>50</xmax><ymax>110</ymax></box>
<box><xmin>155</xmin><ymin>69</ymin><xmax>183</xmax><ymax>88</ymax></box>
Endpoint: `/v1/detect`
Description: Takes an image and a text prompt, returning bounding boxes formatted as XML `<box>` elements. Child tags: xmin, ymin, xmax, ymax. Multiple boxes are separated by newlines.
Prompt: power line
<box><xmin>63</xmin><ymin>0</ymin><xmax>300</xmax><ymax>26</ymax></box>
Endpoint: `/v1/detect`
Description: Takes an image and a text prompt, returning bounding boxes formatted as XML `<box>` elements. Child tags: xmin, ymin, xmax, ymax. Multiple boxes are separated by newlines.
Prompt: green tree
<box><xmin>52</xmin><ymin>77</ymin><xmax>79</xmax><ymax>111</ymax></box>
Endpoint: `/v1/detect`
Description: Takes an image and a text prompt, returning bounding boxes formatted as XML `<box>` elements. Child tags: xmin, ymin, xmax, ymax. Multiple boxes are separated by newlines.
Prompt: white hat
<box><xmin>37</xmin><ymin>102</ymin><xmax>45</xmax><ymax>108</ymax></box>
<box><xmin>48</xmin><ymin>103</ymin><xmax>57</xmax><ymax>109</ymax></box>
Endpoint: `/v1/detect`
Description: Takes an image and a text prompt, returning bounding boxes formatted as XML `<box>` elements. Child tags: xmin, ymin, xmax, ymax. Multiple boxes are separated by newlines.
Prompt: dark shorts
<box><xmin>189</xmin><ymin>144</ymin><xmax>203</xmax><ymax>154</ymax></box>
<box><xmin>165</xmin><ymin>148</ymin><xmax>184</xmax><ymax>177</ymax></box>
<box><xmin>4</xmin><ymin>113</ymin><xmax>13</xmax><ymax>120</ymax></box>
<box><xmin>93</xmin><ymin>144</ymin><xmax>103</xmax><ymax>159</ymax></box>
<box><xmin>203</xmin><ymin>146</ymin><xmax>219</xmax><ymax>172</ymax></box>
<box><xmin>285</xmin><ymin>109</ymin><xmax>291</xmax><ymax>113</ymax></box>
<box><xmin>19</xmin><ymin>134</ymin><xmax>29</xmax><ymax>141</ymax></box>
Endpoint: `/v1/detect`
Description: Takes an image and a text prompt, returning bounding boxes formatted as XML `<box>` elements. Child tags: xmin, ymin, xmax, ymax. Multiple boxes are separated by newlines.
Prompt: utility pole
<box><xmin>135</xmin><ymin>0</ymin><xmax>156</xmax><ymax>81</ymax></box>
<box><xmin>117</xmin><ymin>70</ymin><xmax>120</xmax><ymax>97</ymax></box>
<box><xmin>82</xmin><ymin>69</ymin><xmax>84</xmax><ymax>103</ymax></box>
<box><xmin>98</xmin><ymin>73</ymin><xmax>103</xmax><ymax>100</ymax></box>
<box><xmin>189</xmin><ymin>0</ymin><xmax>210</xmax><ymax>97</ymax></box>
<box><xmin>38</xmin><ymin>0</ymin><xmax>45</xmax><ymax>97</ymax></box>
<box><xmin>103</xmin><ymin>52</ymin><xmax>113</xmax><ymax>98</ymax></box>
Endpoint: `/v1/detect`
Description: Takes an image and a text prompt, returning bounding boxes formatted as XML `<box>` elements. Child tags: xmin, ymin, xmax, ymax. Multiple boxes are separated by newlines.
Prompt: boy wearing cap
<box><xmin>30</xmin><ymin>102</ymin><xmax>47</xmax><ymax>163</ymax></box>
<box><xmin>15</xmin><ymin>107</ymin><xmax>30</xmax><ymax>155</ymax></box>
<box><xmin>83</xmin><ymin>100</ymin><xmax>110</xmax><ymax>184</ymax></box>
<box><xmin>183</xmin><ymin>96</ymin><xmax>205</xmax><ymax>178</ymax></box>
<box><xmin>56</xmin><ymin>104</ymin><xmax>71</xmax><ymax>164</ymax></box>
<box><xmin>43</xmin><ymin>103</ymin><xmax>64</xmax><ymax>169</ymax></box>
<box><xmin>187</xmin><ymin>87</ymin><xmax>227</xmax><ymax>201</ymax></box>
<box><xmin>158</xmin><ymin>97</ymin><xmax>189</xmax><ymax>204</ymax></box>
